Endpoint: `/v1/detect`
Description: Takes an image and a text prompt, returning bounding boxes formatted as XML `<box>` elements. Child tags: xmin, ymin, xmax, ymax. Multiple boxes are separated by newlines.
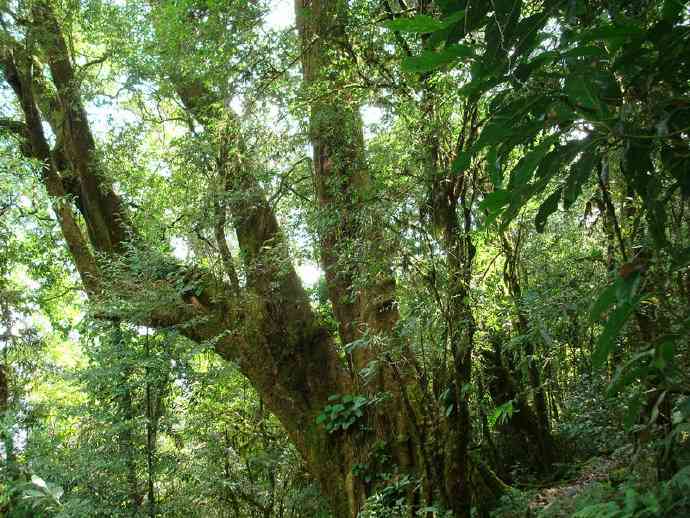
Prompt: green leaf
<box><xmin>486</xmin><ymin>147</ymin><xmax>502</xmax><ymax>187</ymax></box>
<box><xmin>382</xmin><ymin>10</ymin><xmax>465</xmax><ymax>34</ymax></box>
<box><xmin>624</xmin><ymin>393</ymin><xmax>643</xmax><ymax>430</ymax></box>
<box><xmin>565</xmin><ymin>74</ymin><xmax>602</xmax><ymax>115</ymax></box>
<box><xmin>564</xmin><ymin>150</ymin><xmax>595</xmax><ymax>209</ymax></box>
<box><xmin>590</xmin><ymin>282</ymin><xmax>619</xmax><ymax>321</ymax></box>
<box><xmin>678</xmin><ymin>396</ymin><xmax>690</xmax><ymax>421</ymax></box>
<box><xmin>479</xmin><ymin>190</ymin><xmax>511</xmax><ymax>213</ymax></box>
<box><xmin>475</xmin><ymin>120</ymin><xmax>513</xmax><ymax>150</ymax></box>
<box><xmin>534</xmin><ymin>187</ymin><xmax>561</xmax><ymax>233</ymax></box>
<box><xmin>401</xmin><ymin>44</ymin><xmax>474</xmax><ymax>73</ymax></box>
<box><xmin>452</xmin><ymin>152</ymin><xmax>471</xmax><ymax>174</ymax></box>
<box><xmin>608</xmin><ymin>349</ymin><xmax>653</xmax><ymax>396</ymax></box>
<box><xmin>592</xmin><ymin>298</ymin><xmax>639</xmax><ymax>369</ymax></box>
<box><xmin>615</xmin><ymin>271</ymin><xmax>641</xmax><ymax>303</ymax></box>
<box><xmin>655</xmin><ymin>338</ymin><xmax>676</xmax><ymax>369</ymax></box>
<box><xmin>353</xmin><ymin>396</ymin><xmax>368</xmax><ymax>409</ymax></box>
<box><xmin>561</xmin><ymin>45</ymin><xmax>608</xmax><ymax>59</ymax></box>
<box><xmin>663</xmin><ymin>0</ymin><xmax>684</xmax><ymax>21</ymax></box>
<box><xmin>508</xmin><ymin>138</ymin><xmax>555</xmax><ymax>189</ymax></box>
<box><xmin>383</xmin><ymin>15</ymin><xmax>444</xmax><ymax>33</ymax></box>
<box><xmin>576</xmin><ymin>24</ymin><xmax>645</xmax><ymax>43</ymax></box>
<box><xmin>661</xmin><ymin>144</ymin><xmax>690</xmax><ymax>199</ymax></box>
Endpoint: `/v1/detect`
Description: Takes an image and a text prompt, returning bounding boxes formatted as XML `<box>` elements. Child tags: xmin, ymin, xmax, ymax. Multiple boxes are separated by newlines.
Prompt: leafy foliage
<box><xmin>316</xmin><ymin>394</ymin><xmax>369</xmax><ymax>433</ymax></box>
<box><xmin>0</xmin><ymin>0</ymin><xmax>688</xmax><ymax>517</ymax></box>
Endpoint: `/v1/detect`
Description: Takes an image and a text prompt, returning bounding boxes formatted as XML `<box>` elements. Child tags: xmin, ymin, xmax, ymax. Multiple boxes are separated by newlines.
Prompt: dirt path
<box><xmin>528</xmin><ymin>456</ymin><xmax>620</xmax><ymax>514</ymax></box>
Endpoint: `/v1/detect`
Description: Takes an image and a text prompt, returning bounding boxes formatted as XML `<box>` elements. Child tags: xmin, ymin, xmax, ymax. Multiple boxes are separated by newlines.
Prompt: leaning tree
<box><xmin>0</xmin><ymin>0</ymin><xmax>592</xmax><ymax>515</ymax></box>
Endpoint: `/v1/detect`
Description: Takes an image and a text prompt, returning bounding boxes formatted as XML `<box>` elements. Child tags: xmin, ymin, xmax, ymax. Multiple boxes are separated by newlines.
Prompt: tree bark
<box><xmin>294</xmin><ymin>0</ymin><xmax>419</xmax><ymax>510</ymax></box>
<box><xmin>420</xmin><ymin>86</ymin><xmax>478</xmax><ymax>516</ymax></box>
<box><xmin>2</xmin><ymin>5</ymin><xmax>358</xmax><ymax>515</ymax></box>
<box><xmin>500</xmin><ymin>232</ymin><xmax>557</xmax><ymax>472</ymax></box>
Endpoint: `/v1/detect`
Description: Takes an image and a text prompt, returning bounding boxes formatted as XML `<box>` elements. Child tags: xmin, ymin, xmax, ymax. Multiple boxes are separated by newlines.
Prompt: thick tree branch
<box><xmin>0</xmin><ymin>46</ymin><xmax>99</xmax><ymax>294</ymax></box>
<box><xmin>31</xmin><ymin>0</ymin><xmax>131</xmax><ymax>253</ymax></box>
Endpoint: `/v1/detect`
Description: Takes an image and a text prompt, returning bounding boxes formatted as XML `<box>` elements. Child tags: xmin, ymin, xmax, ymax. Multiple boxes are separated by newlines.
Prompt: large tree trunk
<box><xmin>294</xmin><ymin>0</ymin><xmax>420</xmax><ymax>509</ymax></box>
<box><xmin>0</xmin><ymin>2</ymin><xmax>505</xmax><ymax>515</ymax></box>
<box><xmin>1</xmin><ymin>3</ymin><xmax>360</xmax><ymax>514</ymax></box>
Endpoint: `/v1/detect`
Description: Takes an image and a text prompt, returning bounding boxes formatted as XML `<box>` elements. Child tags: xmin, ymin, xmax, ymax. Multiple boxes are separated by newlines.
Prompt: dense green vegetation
<box><xmin>0</xmin><ymin>0</ymin><xmax>689</xmax><ymax>516</ymax></box>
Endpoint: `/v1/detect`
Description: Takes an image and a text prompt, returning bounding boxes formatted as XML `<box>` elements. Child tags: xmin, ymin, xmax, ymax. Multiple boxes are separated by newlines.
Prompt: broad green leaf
<box><xmin>486</xmin><ymin>147</ymin><xmax>502</xmax><ymax>187</ymax></box>
<box><xmin>500</xmin><ymin>182</ymin><xmax>542</xmax><ymax>229</ymax></box>
<box><xmin>646</xmin><ymin>200</ymin><xmax>669</xmax><ymax>247</ymax></box>
<box><xmin>534</xmin><ymin>187</ymin><xmax>561</xmax><ymax>233</ymax></box>
<box><xmin>514</xmin><ymin>53</ymin><xmax>554</xmax><ymax>81</ymax></box>
<box><xmin>608</xmin><ymin>349</ymin><xmax>654</xmax><ymax>396</ymax></box>
<box><xmin>661</xmin><ymin>144</ymin><xmax>690</xmax><ymax>198</ymax></box>
<box><xmin>561</xmin><ymin>45</ymin><xmax>608</xmax><ymax>59</ymax></box>
<box><xmin>452</xmin><ymin>152</ymin><xmax>471</xmax><ymax>174</ymax></box>
<box><xmin>592</xmin><ymin>297</ymin><xmax>639</xmax><ymax>369</ymax></box>
<box><xmin>443</xmin><ymin>2</ymin><xmax>490</xmax><ymax>44</ymax></box>
<box><xmin>655</xmin><ymin>338</ymin><xmax>676</xmax><ymax>369</ymax></box>
<box><xmin>508</xmin><ymin>138</ymin><xmax>555</xmax><ymax>189</ymax></box>
<box><xmin>401</xmin><ymin>44</ymin><xmax>474</xmax><ymax>73</ymax></box>
<box><xmin>382</xmin><ymin>10</ymin><xmax>465</xmax><ymax>34</ymax></box>
<box><xmin>479</xmin><ymin>190</ymin><xmax>511</xmax><ymax>213</ymax></box>
<box><xmin>615</xmin><ymin>271</ymin><xmax>641</xmax><ymax>303</ymax></box>
<box><xmin>513</xmin><ymin>12</ymin><xmax>550</xmax><ymax>57</ymax></box>
<box><xmin>565</xmin><ymin>74</ymin><xmax>602</xmax><ymax>115</ymax></box>
<box><xmin>383</xmin><ymin>15</ymin><xmax>446</xmax><ymax>33</ymax></box>
<box><xmin>474</xmin><ymin>119</ymin><xmax>513</xmax><ymax>150</ymax></box>
<box><xmin>484</xmin><ymin>0</ymin><xmax>523</xmax><ymax>68</ymax></box>
<box><xmin>663</xmin><ymin>0</ymin><xmax>684</xmax><ymax>21</ymax></box>
<box><xmin>576</xmin><ymin>24</ymin><xmax>645</xmax><ymax>43</ymax></box>
<box><xmin>564</xmin><ymin>150</ymin><xmax>595</xmax><ymax>209</ymax></box>
<box><xmin>590</xmin><ymin>281</ymin><xmax>618</xmax><ymax>321</ymax></box>
<box><xmin>624</xmin><ymin>393</ymin><xmax>643</xmax><ymax>430</ymax></box>
<box><xmin>678</xmin><ymin>396</ymin><xmax>690</xmax><ymax>421</ymax></box>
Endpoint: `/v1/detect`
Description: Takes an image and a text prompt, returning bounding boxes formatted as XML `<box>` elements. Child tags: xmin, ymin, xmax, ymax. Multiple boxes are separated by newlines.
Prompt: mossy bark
<box><xmin>2</xmin><ymin>3</ymin><xmax>515</xmax><ymax>517</ymax></box>
<box><xmin>294</xmin><ymin>0</ymin><xmax>418</xmax><ymax>511</ymax></box>
<box><xmin>500</xmin><ymin>234</ymin><xmax>557</xmax><ymax>472</ymax></box>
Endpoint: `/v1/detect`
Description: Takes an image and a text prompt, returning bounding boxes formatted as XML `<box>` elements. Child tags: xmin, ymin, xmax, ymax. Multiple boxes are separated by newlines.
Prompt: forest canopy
<box><xmin>0</xmin><ymin>0</ymin><xmax>689</xmax><ymax>517</ymax></box>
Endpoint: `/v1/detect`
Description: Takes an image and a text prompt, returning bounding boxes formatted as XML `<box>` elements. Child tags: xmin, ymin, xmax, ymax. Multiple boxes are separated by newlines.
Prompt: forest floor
<box><xmin>527</xmin><ymin>456</ymin><xmax>622</xmax><ymax>514</ymax></box>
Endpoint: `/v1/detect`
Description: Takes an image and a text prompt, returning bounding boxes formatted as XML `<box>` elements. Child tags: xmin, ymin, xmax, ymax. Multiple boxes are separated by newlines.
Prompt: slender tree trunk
<box><xmin>419</xmin><ymin>85</ymin><xmax>479</xmax><ymax>516</ymax></box>
<box><xmin>145</xmin><ymin>334</ymin><xmax>157</xmax><ymax>518</ymax></box>
<box><xmin>0</xmin><ymin>363</ymin><xmax>16</xmax><ymax>473</ymax></box>
<box><xmin>500</xmin><ymin>233</ymin><xmax>556</xmax><ymax>472</ymax></box>
<box><xmin>111</xmin><ymin>328</ymin><xmax>143</xmax><ymax>512</ymax></box>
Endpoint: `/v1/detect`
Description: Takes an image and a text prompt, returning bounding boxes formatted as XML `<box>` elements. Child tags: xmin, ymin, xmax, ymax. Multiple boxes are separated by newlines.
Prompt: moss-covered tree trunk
<box><xmin>294</xmin><ymin>0</ymin><xmax>419</xmax><ymax>511</ymax></box>
<box><xmin>419</xmin><ymin>84</ymin><xmax>480</xmax><ymax>516</ymax></box>
<box><xmin>0</xmin><ymin>4</ymin><xmax>360</xmax><ymax>515</ymax></box>
<box><xmin>0</xmin><ymin>2</ymin><xmax>501</xmax><ymax>516</ymax></box>
<box><xmin>500</xmin><ymin>233</ymin><xmax>557</xmax><ymax>472</ymax></box>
